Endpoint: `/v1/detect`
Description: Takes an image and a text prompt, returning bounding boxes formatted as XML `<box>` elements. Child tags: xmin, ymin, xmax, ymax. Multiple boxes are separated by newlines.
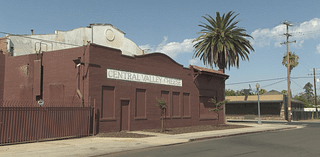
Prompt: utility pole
<box><xmin>309</xmin><ymin>68</ymin><xmax>320</xmax><ymax>118</ymax></box>
<box><xmin>281</xmin><ymin>21</ymin><xmax>296</xmax><ymax>122</ymax></box>
<box><xmin>313</xmin><ymin>68</ymin><xmax>318</xmax><ymax>118</ymax></box>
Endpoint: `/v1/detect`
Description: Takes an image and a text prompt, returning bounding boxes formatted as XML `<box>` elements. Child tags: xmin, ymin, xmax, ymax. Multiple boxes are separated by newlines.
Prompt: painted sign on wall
<box><xmin>107</xmin><ymin>69</ymin><xmax>182</xmax><ymax>87</ymax></box>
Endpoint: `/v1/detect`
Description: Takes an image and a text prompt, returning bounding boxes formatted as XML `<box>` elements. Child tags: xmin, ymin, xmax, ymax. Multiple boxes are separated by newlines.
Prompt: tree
<box><xmin>208</xmin><ymin>99</ymin><xmax>228</xmax><ymax>126</ymax></box>
<box><xmin>193</xmin><ymin>11</ymin><xmax>254</xmax><ymax>72</ymax></box>
<box><xmin>156</xmin><ymin>98</ymin><xmax>167</xmax><ymax>132</ymax></box>
<box><xmin>303</xmin><ymin>82</ymin><xmax>314</xmax><ymax>102</ymax></box>
<box><xmin>225</xmin><ymin>89</ymin><xmax>236</xmax><ymax>96</ymax></box>
<box><xmin>282</xmin><ymin>52</ymin><xmax>299</xmax><ymax>72</ymax></box>
<box><xmin>259</xmin><ymin>89</ymin><xmax>267</xmax><ymax>95</ymax></box>
<box><xmin>294</xmin><ymin>94</ymin><xmax>313</xmax><ymax>108</ymax></box>
<box><xmin>281</xmin><ymin>90</ymin><xmax>287</xmax><ymax>95</ymax></box>
<box><xmin>281</xmin><ymin>89</ymin><xmax>292</xmax><ymax>97</ymax></box>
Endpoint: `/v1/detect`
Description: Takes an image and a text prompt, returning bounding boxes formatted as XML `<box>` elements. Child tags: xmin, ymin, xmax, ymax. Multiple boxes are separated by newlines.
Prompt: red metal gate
<box><xmin>0</xmin><ymin>106</ymin><xmax>93</xmax><ymax>145</ymax></box>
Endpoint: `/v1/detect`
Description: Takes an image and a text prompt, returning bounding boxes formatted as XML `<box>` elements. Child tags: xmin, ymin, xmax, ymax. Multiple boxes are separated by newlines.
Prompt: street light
<box><xmin>256</xmin><ymin>83</ymin><xmax>262</xmax><ymax>125</ymax></box>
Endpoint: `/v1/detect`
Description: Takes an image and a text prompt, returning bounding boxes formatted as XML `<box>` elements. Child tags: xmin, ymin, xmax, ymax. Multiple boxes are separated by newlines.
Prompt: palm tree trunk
<box><xmin>219</xmin><ymin>68</ymin><xmax>225</xmax><ymax>73</ymax></box>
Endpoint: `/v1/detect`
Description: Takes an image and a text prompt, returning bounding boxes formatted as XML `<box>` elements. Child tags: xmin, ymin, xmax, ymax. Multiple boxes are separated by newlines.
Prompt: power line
<box><xmin>261</xmin><ymin>79</ymin><xmax>287</xmax><ymax>88</ymax></box>
<box><xmin>291</xmin><ymin>79</ymin><xmax>304</xmax><ymax>89</ymax></box>
<box><xmin>226</xmin><ymin>77</ymin><xmax>287</xmax><ymax>85</ymax></box>
<box><xmin>226</xmin><ymin>76</ymin><xmax>312</xmax><ymax>86</ymax></box>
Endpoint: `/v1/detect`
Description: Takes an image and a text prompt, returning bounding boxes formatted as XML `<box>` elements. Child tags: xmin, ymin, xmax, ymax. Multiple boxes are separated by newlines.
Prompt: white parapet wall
<box><xmin>5</xmin><ymin>23</ymin><xmax>143</xmax><ymax>56</ymax></box>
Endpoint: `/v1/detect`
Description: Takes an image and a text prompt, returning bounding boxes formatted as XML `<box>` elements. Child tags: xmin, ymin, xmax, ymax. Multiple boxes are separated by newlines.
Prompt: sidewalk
<box><xmin>0</xmin><ymin>122</ymin><xmax>304</xmax><ymax>157</ymax></box>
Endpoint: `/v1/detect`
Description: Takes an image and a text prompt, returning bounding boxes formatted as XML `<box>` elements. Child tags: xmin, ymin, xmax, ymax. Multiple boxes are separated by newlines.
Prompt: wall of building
<box><xmin>0</xmin><ymin>53</ymin><xmax>5</xmax><ymax>102</ymax></box>
<box><xmin>41</xmin><ymin>46</ymin><xmax>90</xmax><ymax>104</ymax></box>
<box><xmin>2</xmin><ymin>45</ymin><xmax>90</xmax><ymax>104</ymax></box>
<box><xmin>91</xmin><ymin>24</ymin><xmax>143</xmax><ymax>56</ymax></box>
<box><xmin>1</xmin><ymin>44</ymin><xmax>227</xmax><ymax>131</ymax></box>
<box><xmin>0</xmin><ymin>37</ymin><xmax>7</xmax><ymax>54</ymax></box>
<box><xmin>5</xmin><ymin>24</ymin><xmax>143</xmax><ymax>57</ymax></box>
<box><xmin>3</xmin><ymin>54</ymin><xmax>39</xmax><ymax>101</ymax></box>
<box><xmin>226</xmin><ymin>103</ymin><xmax>281</xmax><ymax>115</ymax></box>
<box><xmin>87</xmin><ymin>44</ymin><xmax>226</xmax><ymax>133</ymax></box>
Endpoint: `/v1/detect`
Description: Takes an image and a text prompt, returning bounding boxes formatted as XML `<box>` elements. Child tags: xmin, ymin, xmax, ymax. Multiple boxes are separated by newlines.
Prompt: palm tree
<box><xmin>282</xmin><ymin>52</ymin><xmax>299</xmax><ymax>72</ymax></box>
<box><xmin>193</xmin><ymin>11</ymin><xmax>254</xmax><ymax>72</ymax></box>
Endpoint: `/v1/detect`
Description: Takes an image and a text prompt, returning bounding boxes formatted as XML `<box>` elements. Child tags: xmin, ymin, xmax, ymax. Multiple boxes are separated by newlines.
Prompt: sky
<box><xmin>1</xmin><ymin>0</ymin><xmax>320</xmax><ymax>96</ymax></box>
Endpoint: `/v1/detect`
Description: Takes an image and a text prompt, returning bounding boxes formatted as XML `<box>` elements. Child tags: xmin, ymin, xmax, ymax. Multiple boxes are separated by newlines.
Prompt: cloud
<box><xmin>139</xmin><ymin>36</ymin><xmax>194</xmax><ymax>59</ymax></box>
<box><xmin>317</xmin><ymin>44</ymin><xmax>320</xmax><ymax>53</ymax></box>
<box><xmin>188</xmin><ymin>58</ymin><xmax>198</xmax><ymax>65</ymax></box>
<box><xmin>251</xmin><ymin>18</ymin><xmax>320</xmax><ymax>48</ymax></box>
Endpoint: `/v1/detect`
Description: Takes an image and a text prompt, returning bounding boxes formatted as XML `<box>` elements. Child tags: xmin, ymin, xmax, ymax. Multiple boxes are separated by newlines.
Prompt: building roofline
<box><xmin>89</xmin><ymin>23</ymin><xmax>126</xmax><ymax>35</ymax></box>
<box><xmin>189</xmin><ymin>65</ymin><xmax>229</xmax><ymax>78</ymax></box>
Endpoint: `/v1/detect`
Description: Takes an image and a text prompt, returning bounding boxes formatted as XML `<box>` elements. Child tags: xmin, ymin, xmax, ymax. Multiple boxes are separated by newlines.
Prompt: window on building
<box><xmin>135</xmin><ymin>89</ymin><xmax>146</xmax><ymax>118</ymax></box>
<box><xmin>183</xmin><ymin>93</ymin><xmax>190</xmax><ymax>117</ymax></box>
<box><xmin>101</xmin><ymin>86</ymin><xmax>115</xmax><ymax>119</ymax></box>
<box><xmin>172</xmin><ymin>92</ymin><xmax>180</xmax><ymax>117</ymax></box>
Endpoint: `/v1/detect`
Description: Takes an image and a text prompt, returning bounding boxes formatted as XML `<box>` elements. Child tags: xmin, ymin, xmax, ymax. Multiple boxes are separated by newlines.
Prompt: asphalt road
<box><xmin>105</xmin><ymin>122</ymin><xmax>320</xmax><ymax>157</ymax></box>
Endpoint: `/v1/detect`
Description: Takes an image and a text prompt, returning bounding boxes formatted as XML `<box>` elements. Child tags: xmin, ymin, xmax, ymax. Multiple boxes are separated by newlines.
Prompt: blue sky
<box><xmin>1</xmin><ymin>0</ymin><xmax>320</xmax><ymax>95</ymax></box>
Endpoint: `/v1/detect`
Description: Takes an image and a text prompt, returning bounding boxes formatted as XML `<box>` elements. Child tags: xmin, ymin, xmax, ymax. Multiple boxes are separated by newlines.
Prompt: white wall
<box><xmin>7</xmin><ymin>24</ymin><xmax>143</xmax><ymax>56</ymax></box>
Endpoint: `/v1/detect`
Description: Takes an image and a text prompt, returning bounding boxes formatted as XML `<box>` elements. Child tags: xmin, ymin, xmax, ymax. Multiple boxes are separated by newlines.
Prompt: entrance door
<box><xmin>120</xmin><ymin>100</ymin><xmax>129</xmax><ymax>131</ymax></box>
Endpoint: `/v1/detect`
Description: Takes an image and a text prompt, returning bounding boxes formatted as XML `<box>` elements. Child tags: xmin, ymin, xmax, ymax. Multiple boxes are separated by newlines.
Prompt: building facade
<box><xmin>225</xmin><ymin>90</ymin><xmax>304</xmax><ymax>121</ymax></box>
<box><xmin>0</xmin><ymin>42</ymin><xmax>229</xmax><ymax>133</ymax></box>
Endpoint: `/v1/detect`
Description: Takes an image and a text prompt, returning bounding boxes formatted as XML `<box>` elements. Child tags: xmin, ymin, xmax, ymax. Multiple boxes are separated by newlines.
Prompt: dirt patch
<box><xmin>96</xmin><ymin>124</ymin><xmax>249</xmax><ymax>138</ymax></box>
<box><xmin>143</xmin><ymin>124</ymin><xmax>249</xmax><ymax>135</ymax></box>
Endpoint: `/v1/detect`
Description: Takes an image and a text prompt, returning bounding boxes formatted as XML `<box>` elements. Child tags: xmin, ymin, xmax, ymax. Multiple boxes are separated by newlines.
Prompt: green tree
<box><xmin>225</xmin><ymin>89</ymin><xmax>236</xmax><ymax>96</ymax></box>
<box><xmin>281</xmin><ymin>89</ymin><xmax>293</xmax><ymax>97</ymax></box>
<box><xmin>294</xmin><ymin>94</ymin><xmax>313</xmax><ymax>108</ymax></box>
<box><xmin>156</xmin><ymin>98</ymin><xmax>167</xmax><ymax>132</ymax></box>
<box><xmin>193</xmin><ymin>11</ymin><xmax>254</xmax><ymax>72</ymax></box>
<box><xmin>208</xmin><ymin>99</ymin><xmax>228</xmax><ymax>126</ymax></box>
<box><xmin>235</xmin><ymin>90</ymin><xmax>243</xmax><ymax>96</ymax></box>
<box><xmin>281</xmin><ymin>90</ymin><xmax>287</xmax><ymax>95</ymax></box>
<box><xmin>282</xmin><ymin>52</ymin><xmax>299</xmax><ymax>72</ymax></box>
<box><xmin>259</xmin><ymin>89</ymin><xmax>267</xmax><ymax>95</ymax></box>
<box><xmin>303</xmin><ymin>82</ymin><xmax>314</xmax><ymax>102</ymax></box>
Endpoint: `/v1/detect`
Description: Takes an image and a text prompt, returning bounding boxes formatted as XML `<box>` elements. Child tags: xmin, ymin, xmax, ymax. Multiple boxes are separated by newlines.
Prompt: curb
<box><xmin>188</xmin><ymin>127</ymin><xmax>298</xmax><ymax>142</ymax></box>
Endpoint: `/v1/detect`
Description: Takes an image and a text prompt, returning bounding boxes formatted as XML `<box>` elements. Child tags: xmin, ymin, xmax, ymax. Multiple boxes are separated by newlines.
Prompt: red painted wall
<box><xmin>87</xmin><ymin>44</ymin><xmax>227</xmax><ymax>133</ymax></box>
<box><xmin>3</xmin><ymin>54</ymin><xmax>38</xmax><ymax>101</ymax></box>
<box><xmin>41</xmin><ymin>46</ymin><xmax>90</xmax><ymax>104</ymax></box>
<box><xmin>2</xmin><ymin>44</ymin><xmax>227</xmax><ymax>132</ymax></box>
<box><xmin>0</xmin><ymin>53</ymin><xmax>5</xmax><ymax>102</ymax></box>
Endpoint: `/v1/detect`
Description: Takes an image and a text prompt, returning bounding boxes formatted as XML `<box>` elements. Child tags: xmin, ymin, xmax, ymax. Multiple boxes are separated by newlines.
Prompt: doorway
<box><xmin>120</xmin><ymin>100</ymin><xmax>130</xmax><ymax>131</ymax></box>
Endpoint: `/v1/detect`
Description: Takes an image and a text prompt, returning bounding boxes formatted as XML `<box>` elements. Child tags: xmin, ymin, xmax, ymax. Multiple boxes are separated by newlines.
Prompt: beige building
<box><xmin>0</xmin><ymin>23</ymin><xmax>144</xmax><ymax>57</ymax></box>
<box><xmin>225</xmin><ymin>90</ymin><xmax>304</xmax><ymax>121</ymax></box>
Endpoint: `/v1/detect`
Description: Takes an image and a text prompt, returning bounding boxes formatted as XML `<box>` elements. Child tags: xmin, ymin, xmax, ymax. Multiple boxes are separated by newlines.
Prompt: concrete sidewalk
<box><xmin>0</xmin><ymin>123</ymin><xmax>304</xmax><ymax>157</ymax></box>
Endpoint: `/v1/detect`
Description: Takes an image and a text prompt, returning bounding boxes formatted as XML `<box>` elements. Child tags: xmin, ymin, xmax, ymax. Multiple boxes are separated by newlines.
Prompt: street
<box><xmin>106</xmin><ymin>122</ymin><xmax>320</xmax><ymax>157</ymax></box>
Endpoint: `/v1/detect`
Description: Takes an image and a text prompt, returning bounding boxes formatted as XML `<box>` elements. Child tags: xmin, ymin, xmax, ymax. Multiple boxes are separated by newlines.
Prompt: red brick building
<box><xmin>0</xmin><ymin>43</ymin><xmax>229</xmax><ymax>133</ymax></box>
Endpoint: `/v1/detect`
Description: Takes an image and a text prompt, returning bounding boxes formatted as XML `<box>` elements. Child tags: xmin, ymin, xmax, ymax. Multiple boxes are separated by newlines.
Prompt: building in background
<box><xmin>0</xmin><ymin>23</ymin><xmax>144</xmax><ymax>56</ymax></box>
<box><xmin>225</xmin><ymin>90</ymin><xmax>304</xmax><ymax>121</ymax></box>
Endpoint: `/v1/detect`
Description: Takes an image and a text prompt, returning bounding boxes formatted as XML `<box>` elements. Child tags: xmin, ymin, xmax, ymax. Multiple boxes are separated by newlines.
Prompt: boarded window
<box><xmin>135</xmin><ymin>89</ymin><xmax>146</xmax><ymax>117</ymax></box>
<box><xmin>172</xmin><ymin>92</ymin><xmax>180</xmax><ymax>117</ymax></box>
<box><xmin>183</xmin><ymin>93</ymin><xmax>190</xmax><ymax>117</ymax></box>
<box><xmin>102</xmin><ymin>86</ymin><xmax>115</xmax><ymax>119</ymax></box>
<box><xmin>161</xmin><ymin>91</ymin><xmax>170</xmax><ymax>117</ymax></box>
